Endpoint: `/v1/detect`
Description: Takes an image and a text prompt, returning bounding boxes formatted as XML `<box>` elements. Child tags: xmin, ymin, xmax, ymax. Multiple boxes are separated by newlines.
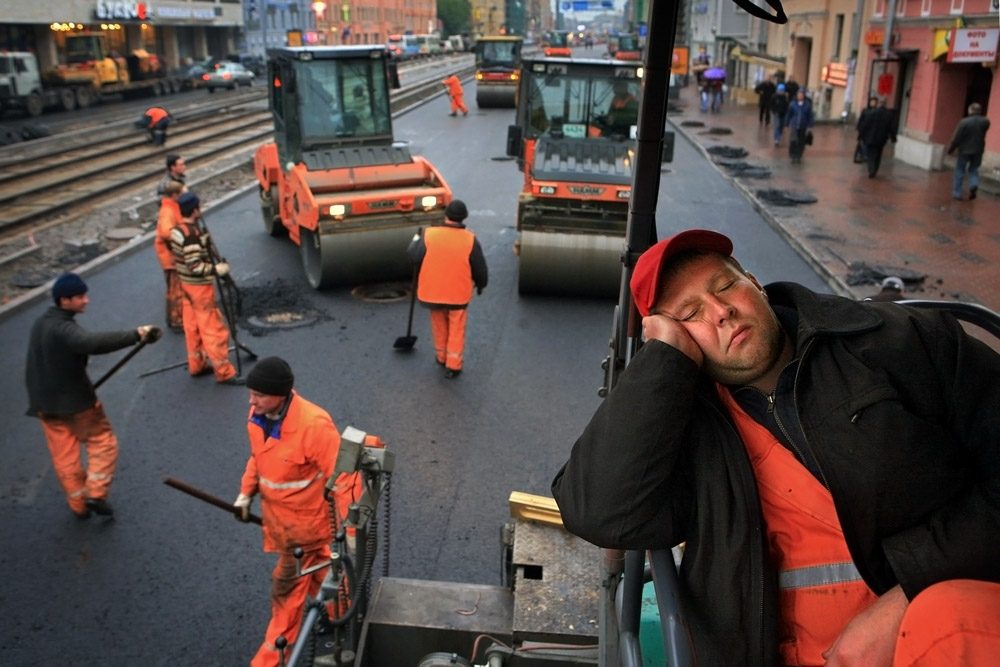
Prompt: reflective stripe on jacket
<box><xmin>417</xmin><ymin>225</ymin><xmax>475</xmax><ymax>306</ymax></box>
<box><xmin>718</xmin><ymin>386</ymin><xmax>878</xmax><ymax>666</ymax></box>
<box><xmin>241</xmin><ymin>392</ymin><xmax>341</xmax><ymax>553</ymax></box>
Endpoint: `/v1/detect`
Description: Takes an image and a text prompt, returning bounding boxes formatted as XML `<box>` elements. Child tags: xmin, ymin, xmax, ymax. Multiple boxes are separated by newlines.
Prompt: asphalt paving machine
<box><xmin>474</xmin><ymin>36</ymin><xmax>523</xmax><ymax>108</ymax></box>
<box><xmin>254</xmin><ymin>46</ymin><xmax>453</xmax><ymax>289</ymax></box>
<box><xmin>504</xmin><ymin>57</ymin><xmax>649</xmax><ymax>297</ymax></box>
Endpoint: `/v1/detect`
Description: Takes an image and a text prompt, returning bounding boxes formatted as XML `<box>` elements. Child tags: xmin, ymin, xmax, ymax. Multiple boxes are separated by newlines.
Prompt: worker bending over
<box><xmin>553</xmin><ymin>229</ymin><xmax>1000</xmax><ymax>666</ymax></box>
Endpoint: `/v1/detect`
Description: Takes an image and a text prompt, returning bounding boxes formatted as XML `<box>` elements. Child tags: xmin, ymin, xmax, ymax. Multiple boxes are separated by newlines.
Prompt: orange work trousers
<box><xmin>251</xmin><ymin>546</ymin><xmax>331</xmax><ymax>667</ymax></box>
<box><xmin>164</xmin><ymin>270</ymin><xmax>184</xmax><ymax>330</ymax></box>
<box><xmin>892</xmin><ymin>579</ymin><xmax>1000</xmax><ymax>666</ymax></box>
<box><xmin>39</xmin><ymin>402</ymin><xmax>118</xmax><ymax>514</ymax></box>
<box><xmin>449</xmin><ymin>94</ymin><xmax>468</xmax><ymax>115</ymax></box>
<box><xmin>430</xmin><ymin>307</ymin><xmax>468</xmax><ymax>371</ymax></box>
<box><xmin>180</xmin><ymin>281</ymin><xmax>236</xmax><ymax>382</ymax></box>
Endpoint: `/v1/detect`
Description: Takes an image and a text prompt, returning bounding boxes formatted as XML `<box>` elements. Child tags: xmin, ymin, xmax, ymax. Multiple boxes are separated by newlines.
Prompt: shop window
<box><xmin>949</xmin><ymin>0</ymin><xmax>964</xmax><ymax>13</ymax></box>
<box><xmin>921</xmin><ymin>0</ymin><xmax>931</xmax><ymax>15</ymax></box>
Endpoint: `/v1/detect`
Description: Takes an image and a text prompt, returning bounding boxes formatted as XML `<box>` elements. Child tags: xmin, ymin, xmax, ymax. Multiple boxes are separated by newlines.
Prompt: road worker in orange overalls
<box><xmin>408</xmin><ymin>199</ymin><xmax>488</xmax><ymax>378</ymax></box>
<box><xmin>155</xmin><ymin>180</ymin><xmax>185</xmax><ymax>331</ymax></box>
<box><xmin>25</xmin><ymin>273</ymin><xmax>159</xmax><ymax>519</ymax></box>
<box><xmin>168</xmin><ymin>192</ymin><xmax>242</xmax><ymax>385</ymax></box>
<box><xmin>442</xmin><ymin>73</ymin><xmax>468</xmax><ymax>116</ymax></box>
<box><xmin>232</xmin><ymin>357</ymin><xmax>345</xmax><ymax>667</ymax></box>
<box><xmin>139</xmin><ymin>106</ymin><xmax>172</xmax><ymax>145</ymax></box>
<box><xmin>555</xmin><ymin>229</ymin><xmax>1000</xmax><ymax>666</ymax></box>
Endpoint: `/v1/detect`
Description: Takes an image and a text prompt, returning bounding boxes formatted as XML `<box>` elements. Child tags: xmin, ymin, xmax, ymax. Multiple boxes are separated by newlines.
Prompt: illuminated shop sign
<box><xmin>95</xmin><ymin>0</ymin><xmax>150</xmax><ymax>20</ymax></box>
<box><xmin>155</xmin><ymin>5</ymin><xmax>217</xmax><ymax>20</ymax></box>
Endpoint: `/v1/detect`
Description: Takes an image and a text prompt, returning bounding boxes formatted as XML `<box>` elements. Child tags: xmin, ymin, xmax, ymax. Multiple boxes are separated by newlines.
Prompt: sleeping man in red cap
<box><xmin>552</xmin><ymin>229</ymin><xmax>1000</xmax><ymax>666</ymax></box>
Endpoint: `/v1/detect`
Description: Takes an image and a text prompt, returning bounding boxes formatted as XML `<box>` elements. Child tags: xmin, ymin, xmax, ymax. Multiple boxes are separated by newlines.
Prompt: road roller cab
<box><xmin>474</xmin><ymin>36</ymin><xmax>522</xmax><ymax>108</ymax></box>
<box><xmin>541</xmin><ymin>30</ymin><xmax>572</xmax><ymax>57</ymax></box>
<box><xmin>505</xmin><ymin>57</ymin><xmax>642</xmax><ymax>297</ymax></box>
<box><xmin>608</xmin><ymin>33</ymin><xmax>642</xmax><ymax>61</ymax></box>
<box><xmin>253</xmin><ymin>46</ymin><xmax>453</xmax><ymax>289</ymax></box>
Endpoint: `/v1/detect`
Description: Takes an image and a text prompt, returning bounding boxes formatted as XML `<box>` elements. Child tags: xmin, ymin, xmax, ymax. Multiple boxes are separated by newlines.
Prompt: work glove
<box><xmin>199</xmin><ymin>231</ymin><xmax>210</xmax><ymax>246</ymax></box>
<box><xmin>233</xmin><ymin>493</ymin><xmax>253</xmax><ymax>522</ymax></box>
<box><xmin>215</xmin><ymin>262</ymin><xmax>230</xmax><ymax>278</ymax></box>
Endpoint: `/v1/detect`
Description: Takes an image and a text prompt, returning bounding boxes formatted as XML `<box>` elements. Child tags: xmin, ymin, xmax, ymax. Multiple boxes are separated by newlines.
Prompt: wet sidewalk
<box><xmin>667</xmin><ymin>86</ymin><xmax>1000</xmax><ymax>313</ymax></box>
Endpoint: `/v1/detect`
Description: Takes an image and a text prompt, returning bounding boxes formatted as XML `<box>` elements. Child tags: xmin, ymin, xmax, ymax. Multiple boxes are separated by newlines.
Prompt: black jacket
<box><xmin>857</xmin><ymin>106</ymin><xmax>896</xmax><ymax>147</ymax></box>
<box><xmin>947</xmin><ymin>114</ymin><xmax>991</xmax><ymax>157</ymax></box>
<box><xmin>552</xmin><ymin>284</ymin><xmax>1000</xmax><ymax>666</ymax></box>
<box><xmin>25</xmin><ymin>307</ymin><xmax>140</xmax><ymax>417</ymax></box>
<box><xmin>769</xmin><ymin>92</ymin><xmax>789</xmax><ymax>118</ymax></box>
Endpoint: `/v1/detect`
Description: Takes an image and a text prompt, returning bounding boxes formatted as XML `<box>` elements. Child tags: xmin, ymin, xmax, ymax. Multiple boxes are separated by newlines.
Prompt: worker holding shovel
<box><xmin>25</xmin><ymin>272</ymin><xmax>160</xmax><ymax>519</ymax></box>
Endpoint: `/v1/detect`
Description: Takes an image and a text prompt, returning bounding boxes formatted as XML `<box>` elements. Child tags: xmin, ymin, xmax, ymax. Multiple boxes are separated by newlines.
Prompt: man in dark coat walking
<box><xmin>856</xmin><ymin>97</ymin><xmax>896</xmax><ymax>178</ymax></box>
<box><xmin>754</xmin><ymin>76</ymin><xmax>776</xmax><ymax>126</ymax></box>
<box><xmin>947</xmin><ymin>102</ymin><xmax>991</xmax><ymax>200</ymax></box>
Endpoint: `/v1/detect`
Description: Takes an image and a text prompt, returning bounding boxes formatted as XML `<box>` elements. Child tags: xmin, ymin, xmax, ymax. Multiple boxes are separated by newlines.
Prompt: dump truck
<box><xmin>504</xmin><ymin>57</ymin><xmax>652</xmax><ymax>297</ymax></box>
<box><xmin>253</xmin><ymin>46</ymin><xmax>453</xmax><ymax>289</ymax></box>
<box><xmin>474</xmin><ymin>36</ymin><xmax>523</xmax><ymax>108</ymax></box>
<box><xmin>0</xmin><ymin>35</ymin><xmax>182</xmax><ymax>117</ymax></box>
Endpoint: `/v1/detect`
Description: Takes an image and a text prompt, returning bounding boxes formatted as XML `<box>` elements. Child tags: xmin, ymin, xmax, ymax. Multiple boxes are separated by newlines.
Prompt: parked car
<box><xmin>183</xmin><ymin>57</ymin><xmax>220</xmax><ymax>89</ymax></box>
<box><xmin>203</xmin><ymin>62</ymin><xmax>254</xmax><ymax>92</ymax></box>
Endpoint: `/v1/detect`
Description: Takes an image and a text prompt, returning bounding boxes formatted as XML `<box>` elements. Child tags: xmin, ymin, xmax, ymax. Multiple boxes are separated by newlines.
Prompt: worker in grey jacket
<box><xmin>947</xmin><ymin>102</ymin><xmax>991</xmax><ymax>200</ymax></box>
<box><xmin>25</xmin><ymin>273</ymin><xmax>158</xmax><ymax>519</ymax></box>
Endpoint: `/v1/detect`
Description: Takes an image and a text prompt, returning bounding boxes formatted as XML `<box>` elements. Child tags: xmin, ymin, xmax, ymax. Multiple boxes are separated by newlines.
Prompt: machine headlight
<box><xmin>539</xmin><ymin>185</ymin><xmax>556</xmax><ymax>195</ymax></box>
<box><xmin>329</xmin><ymin>204</ymin><xmax>347</xmax><ymax>216</ymax></box>
<box><xmin>617</xmin><ymin>190</ymin><xmax>631</xmax><ymax>199</ymax></box>
<box><xmin>420</xmin><ymin>195</ymin><xmax>437</xmax><ymax>209</ymax></box>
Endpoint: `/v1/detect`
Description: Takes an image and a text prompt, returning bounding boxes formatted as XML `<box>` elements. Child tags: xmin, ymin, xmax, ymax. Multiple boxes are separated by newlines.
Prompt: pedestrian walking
<box><xmin>770</xmin><ymin>83</ymin><xmax>789</xmax><ymax>146</ymax></box>
<box><xmin>785</xmin><ymin>90</ymin><xmax>815</xmax><ymax>164</ymax></box>
<box><xmin>856</xmin><ymin>97</ymin><xmax>896</xmax><ymax>178</ymax></box>
<box><xmin>553</xmin><ymin>229</ymin><xmax>1000</xmax><ymax>667</ymax></box>
<box><xmin>233</xmin><ymin>357</ymin><xmax>342</xmax><ymax>667</ymax></box>
<box><xmin>155</xmin><ymin>180</ymin><xmax>185</xmax><ymax>331</ymax></box>
<box><xmin>442</xmin><ymin>74</ymin><xmax>468</xmax><ymax>116</ymax></box>
<box><xmin>784</xmin><ymin>77</ymin><xmax>800</xmax><ymax>100</ymax></box>
<box><xmin>25</xmin><ymin>272</ymin><xmax>159</xmax><ymax>519</ymax></box>
<box><xmin>168</xmin><ymin>192</ymin><xmax>243</xmax><ymax>385</ymax></box>
<box><xmin>754</xmin><ymin>76</ymin><xmax>776</xmax><ymax>126</ymax></box>
<box><xmin>156</xmin><ymin>154</ymin><xmax>187</xmax><ymax>196</ymax></box>
<box><xmin>137</xmin><ymin>106</ymin><xmax>172</xmax><ymax>146</ymax></box>
<box><xmin>408</xmin><ymin>199</ymin><xmax>488</xmax><ymax>378</ymax></box>
<box><xmin>947</xmin><ymin>102</ymin><xmax>991</xmax><ymax>200</ymax></box>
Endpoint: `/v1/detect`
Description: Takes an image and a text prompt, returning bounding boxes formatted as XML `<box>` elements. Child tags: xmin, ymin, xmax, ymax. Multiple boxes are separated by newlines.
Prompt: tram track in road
<box><xmin>0</xmin><ymin>57</ymin><xmax>475</xmax><ymax>308</ymax></box>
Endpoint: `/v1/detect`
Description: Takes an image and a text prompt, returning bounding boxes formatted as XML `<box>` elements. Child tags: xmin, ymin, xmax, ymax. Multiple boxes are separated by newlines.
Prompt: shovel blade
<box><xmin>393</xmin><ymin>335</ymin><xmax>417</xmax><ymax>351</ymax></box>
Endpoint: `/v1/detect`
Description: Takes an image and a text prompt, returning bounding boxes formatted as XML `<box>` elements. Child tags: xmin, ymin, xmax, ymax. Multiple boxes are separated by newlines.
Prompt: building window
<box><xmin>896</xmin><ymin>0</ymin><xmax>907</xmax><ymax>16</ymax></box>
<box><xmin>833</xmin><ymin>14</ymin><xmax>844</xmax><ymax>59</ymax></box>
<box><xmin>921</xmin><ymin>0</ymin><xmax>932</xmax><ymax>15</ymax></box>
<box><xmin>950</xmin><ymin>0</ymin><xmax>964</xmax><ymax>13</ymax></box>
<box><xmin>874</xmin><ymin>0</ymin><xmax>885</xmax><ymax>16</ymax></box>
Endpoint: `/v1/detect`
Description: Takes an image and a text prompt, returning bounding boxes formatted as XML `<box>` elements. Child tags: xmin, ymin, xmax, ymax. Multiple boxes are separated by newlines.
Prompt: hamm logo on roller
<box><xmin>369</xmin><ymin>200</ymin><xmax>398</xmax><ymax>209</ymax></box>
<box><xmin>568</xmin><ymin>186</ymin><xmax>605</xmax><ymax>195</ymax></box>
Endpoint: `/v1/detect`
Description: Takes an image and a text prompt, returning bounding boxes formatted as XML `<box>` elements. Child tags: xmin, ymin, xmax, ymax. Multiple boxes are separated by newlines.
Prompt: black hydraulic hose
<box><xmin>381</xmin><ymin>472</ymin><xmax>392</xmax><ymax>577</ymax></box>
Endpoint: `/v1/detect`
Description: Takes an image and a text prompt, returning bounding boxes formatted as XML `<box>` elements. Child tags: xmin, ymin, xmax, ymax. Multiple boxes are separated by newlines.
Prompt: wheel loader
<box><xmin>253</xmin><ymin>46</ymin><xmax>453</xmax><ymax>289</ymax></box>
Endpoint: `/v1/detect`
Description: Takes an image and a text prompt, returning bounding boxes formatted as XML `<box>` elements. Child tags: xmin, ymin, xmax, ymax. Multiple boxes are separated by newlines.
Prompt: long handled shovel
<box><xmin>94</xmin><ymin>327</ymin><xmax>162</xmax><ymax>389</ymax></box>
<box><xmin>393</xmin><ymin>269</ymin><xmax>418</xmax><ymax>351</ymax></box>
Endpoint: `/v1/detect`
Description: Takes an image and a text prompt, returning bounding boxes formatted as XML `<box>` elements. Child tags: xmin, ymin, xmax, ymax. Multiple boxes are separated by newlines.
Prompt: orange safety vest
<box><xmin>146</xmin><ymin>107</ymin><xmax>169</xmax><ymax>126</ymax></box>
<box><xmin>718</xmin><ymin>386</ymin><xmax>879</xmax><ymax>666</ymax></box>
<box><xmin>417</xmin><ymin>225</ymin><xmax>475</xmax><ymax>306</ymax></box>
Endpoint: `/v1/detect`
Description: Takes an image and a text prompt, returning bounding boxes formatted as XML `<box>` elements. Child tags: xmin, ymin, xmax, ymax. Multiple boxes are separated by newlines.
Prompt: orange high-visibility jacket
<box><xmin>442</xmin><ymin>75</ymin><xmax>464</xmax><ymax>98</ymax></box>
<box><xmin>154</xmin><ymin>197</ymin><xmax>180</xmax><ymax>269</ymax></box>
<box><xmin>417</xmin><ymin>225</ymin><xmax>475</xmax><ymax>306</ymax></box>
<box><xmin>241</xmin><ymin>392</ymin><xmax>341</xmax><ymax>554</ymax></box>
<box><xmin>719</xmin><ymin>387</ymin><xmax>878</xmax><ymax>666</ymax></box>
<box><xmin>145</xmin><ymin>107</ymin><xmax>169</xmax><ymax>126</ymax></box>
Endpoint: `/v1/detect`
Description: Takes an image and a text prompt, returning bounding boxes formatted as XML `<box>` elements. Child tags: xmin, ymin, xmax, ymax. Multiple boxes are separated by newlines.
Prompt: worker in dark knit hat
<box><xmin>407</xmin><ymin>198</ymin><xmax>488</xmax><ymax>378</ymax></box>
<box><xmin>25</xmin><ymin>272</ymin><xmax>160</xmax><ymax>519</ymax></box>
<box><xmin>233</xmin><ymin>355</ymin><xmax>345</xmax><ymax>665</ymax></box>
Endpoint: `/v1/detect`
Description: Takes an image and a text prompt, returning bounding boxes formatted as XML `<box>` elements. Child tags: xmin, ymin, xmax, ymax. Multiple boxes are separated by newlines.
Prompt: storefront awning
<box><xmin>731</xmin><ymin>45</ymin><xmax>786</xmax><ymax>69</ymax></box>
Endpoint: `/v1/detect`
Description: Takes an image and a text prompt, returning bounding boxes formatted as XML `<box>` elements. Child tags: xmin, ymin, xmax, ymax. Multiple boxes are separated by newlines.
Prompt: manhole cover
<box><xmin>247</xmin><ymin>311</ymin><xmax>319</xmax><ymax>330</ymax></box>
<box><xmin>352</xmin><ymin>282</ymin><xmax>411</xmax><ymax>303</ymax></box>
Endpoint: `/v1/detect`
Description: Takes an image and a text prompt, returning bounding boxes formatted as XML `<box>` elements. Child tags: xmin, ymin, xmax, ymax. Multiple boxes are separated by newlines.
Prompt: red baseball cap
<box><xmin>630</xmin><ymin>229</ymin><xmax>734</xmax><ymax>316</ymax></box>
